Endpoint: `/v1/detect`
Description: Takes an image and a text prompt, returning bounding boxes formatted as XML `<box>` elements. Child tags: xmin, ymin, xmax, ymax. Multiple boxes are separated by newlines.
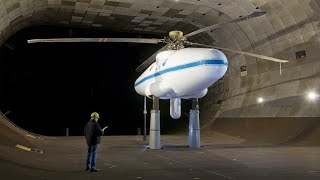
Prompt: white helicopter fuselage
<box><xmin>134</xmin><ymin>48</ymin><xmax>228</xmax><ymax>100</ymax></box>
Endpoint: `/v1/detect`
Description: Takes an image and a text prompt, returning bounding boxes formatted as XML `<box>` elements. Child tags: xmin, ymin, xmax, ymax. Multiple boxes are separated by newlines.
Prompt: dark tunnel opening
<box><xmin>0</xmin><ymin>25</ymin><xmax>190</xmax><ymax>136</ymax></box>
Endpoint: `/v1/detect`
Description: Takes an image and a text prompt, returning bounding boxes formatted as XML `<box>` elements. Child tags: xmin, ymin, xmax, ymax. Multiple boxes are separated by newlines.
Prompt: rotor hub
<box><xmin>169</xmin><ymin>31</ymin><xmax>184</xmax><ymax>38</ymax></box>
<box><xmin>166</xmin><ymin>31</ymin><xmax>186</xmax><ymax>50</ymax></box>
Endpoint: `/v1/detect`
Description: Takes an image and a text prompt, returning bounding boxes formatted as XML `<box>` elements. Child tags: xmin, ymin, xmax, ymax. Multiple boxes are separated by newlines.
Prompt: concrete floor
<box><xmin>1</xmin><ymin>135</ymin><xmax>320</xmax><ymax>180</ymax></box>
<box><xmin>1</xmin><ymin>113</ymin><xmax>320</xmax><ymax>179</ymax></box>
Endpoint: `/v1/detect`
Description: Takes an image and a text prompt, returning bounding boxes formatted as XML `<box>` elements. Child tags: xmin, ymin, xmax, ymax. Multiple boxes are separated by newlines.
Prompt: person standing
<box><xmin>84</xmin><ymin>112</ymin><xmax>108</xmax><ymax>172</ymax></box>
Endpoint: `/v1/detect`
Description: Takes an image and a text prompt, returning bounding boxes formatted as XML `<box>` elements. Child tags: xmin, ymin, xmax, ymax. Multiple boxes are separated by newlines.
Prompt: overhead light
<box><xmin>257</xmin><ymin>97</ymin><xmax>264</xmax><ymax>103</ymax></box>
<box><xmin>307</xmin><ymin>91</ymin><xmax>318</xmax><ymax>101</ymax></box>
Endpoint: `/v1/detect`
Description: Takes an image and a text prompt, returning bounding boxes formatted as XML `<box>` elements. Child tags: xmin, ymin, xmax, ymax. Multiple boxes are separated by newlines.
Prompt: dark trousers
<box><xmin>86</xmin><ymin>144</ymin><xmax>99</xmax><ymax>170</ymax></box>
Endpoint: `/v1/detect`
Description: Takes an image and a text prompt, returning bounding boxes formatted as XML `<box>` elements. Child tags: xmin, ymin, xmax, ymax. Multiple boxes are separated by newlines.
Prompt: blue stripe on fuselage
<box><xmin>134</xmin><ymin>60</ymin><xmax>228</xmax><ymax>87</ymax></box>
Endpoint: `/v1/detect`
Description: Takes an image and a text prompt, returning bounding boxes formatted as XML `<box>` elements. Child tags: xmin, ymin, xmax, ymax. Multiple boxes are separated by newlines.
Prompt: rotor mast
<box><xmin>165</xmin><ymin>30</ymin><xmax>186</xmax><ymax>50</ymax></box>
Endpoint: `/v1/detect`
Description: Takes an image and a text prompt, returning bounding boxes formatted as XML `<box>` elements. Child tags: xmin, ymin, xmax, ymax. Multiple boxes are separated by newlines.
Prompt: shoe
<box><xmin>85</xmin><ymin>167</ymin><xmax>91</xmax><ymax>172</ymax></box>
<box><xmin>91</xmin><ymin>169</ymin><xmax>100</xmax><ymax>172</ymax></box>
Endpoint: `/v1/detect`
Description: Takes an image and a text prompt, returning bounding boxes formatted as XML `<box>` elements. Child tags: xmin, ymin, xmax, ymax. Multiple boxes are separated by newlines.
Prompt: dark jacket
<box><xmin>84</xmin><ymin>119</ymin><xmax>104</xmax><ymax>145</ymax></box>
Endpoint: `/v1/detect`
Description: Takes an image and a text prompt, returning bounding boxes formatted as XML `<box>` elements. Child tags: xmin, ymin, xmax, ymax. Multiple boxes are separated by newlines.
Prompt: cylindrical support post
<box><xmin>188</xmin><ymin>99</ymin><xmax>200</xmax><ymax>148</ymax></box>
<box><xmin>143</xmin><ymin>96</ymin><xmax>147</xmax><ymax>141</ymax></box>
<box><xmin>188</xmin><ymin>110</ymin><xmax>200</xmax><ymax>148</ymax></box>
<box><xmin>149</xmin><ymin>110</ymin><xmax>161</xmax><ymax>149</ymax></box>
<box><xmin>66</xmin><ymin>128</ymin><xmax>69</xmax><ymax>136</ymax></box>
<box><xmin>149</xmin><ymin>96</ymin><xmax>161</xmax><ymax>149</ymax></box>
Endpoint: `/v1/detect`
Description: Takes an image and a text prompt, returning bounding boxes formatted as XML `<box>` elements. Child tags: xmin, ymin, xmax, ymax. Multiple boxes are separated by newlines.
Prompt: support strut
<box><xmin>188</xmin><ymin>98</ymin><xmax>200</xmax><ymax>148</ymax></box>
<box><xmin>149</xmin><ymin>96</ymin><xmax>161</xmax><ymax>149</ymax></box>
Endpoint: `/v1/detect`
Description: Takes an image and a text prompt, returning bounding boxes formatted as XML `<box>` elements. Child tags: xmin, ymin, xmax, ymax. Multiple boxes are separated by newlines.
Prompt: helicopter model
<box><xmin>27</xmin><ymin>11</ymin><xmax>289</xmax><ymax>149</ymax></box>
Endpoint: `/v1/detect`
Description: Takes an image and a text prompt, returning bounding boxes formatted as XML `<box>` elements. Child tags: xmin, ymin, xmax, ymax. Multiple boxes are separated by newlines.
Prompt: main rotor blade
<box><xmin>135</xmin><ymin>45</ymin><xmax>168</xmax><ymax>72</ymax></box>
<box><xmin>185</xmin><ymin>11</ymin><xmax>267</xmax><ymax>38</ymax></box>
<box><xmin>186</xmin><ymin>41</ymin><xmax>289</xmax><ymax>63</ymax></box>
<box><xmin>28</xmin><ymin>38</ymin><xmax>163</xmax><ymax>44</ymax></box>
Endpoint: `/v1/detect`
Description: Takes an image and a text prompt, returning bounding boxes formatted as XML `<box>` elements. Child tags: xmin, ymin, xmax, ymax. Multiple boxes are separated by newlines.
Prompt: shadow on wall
<box><xmin>210</xmin><ymin>116</ymin><xmax>320</xmax><ymax>147</ymax></box>
<box><xmin>200</xmin><ymin>68</ymin><xmax>320</xmax><ymax>129</ymax></box>
<box><xmin>203</xmin><ymin>1</ymin><xmax>320</xmax><ymax>123</ymax></box>
<box><xmin>211</xmin><ymin>86</ymin><xmax>320</xmax><ymax>146</ymax></box>
<box><xmin>260</xmin><ymin>1</ymin><xmax>320</xmax><ymax>60</ymax></box>
<box><xmin>229</xmin><ymin>1</ymin><xmax>320</xmax><ymax>64</ymax></box>
<box><xmin>220</xmin><ymin>95</ymin><xmax>319</xmax><ymax>117</ymax></box>
<box><xmin>277</xmin><ymin>1</ymin><xmax>319</xmax><ymax>61</ymax></box>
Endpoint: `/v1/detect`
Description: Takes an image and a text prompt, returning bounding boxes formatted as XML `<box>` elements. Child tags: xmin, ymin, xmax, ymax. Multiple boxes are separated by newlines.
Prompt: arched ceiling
<box><xmin>0</xmin><ymin>0</ymin><xmax>274</xmax><ymax>43</ymax></box>
<box><xmin>0</xmin><ymin>0</ymin><xmax>319</xmax><ymax>59</ymax></box>
<box><xmin>1</xmin><ymin>0</ymin><xmax>320</xmax><ymax>122</ymax></box>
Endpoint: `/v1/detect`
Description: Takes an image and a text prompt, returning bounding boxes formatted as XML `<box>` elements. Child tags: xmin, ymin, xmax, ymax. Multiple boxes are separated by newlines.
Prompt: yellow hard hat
<box><xmin>91</xmin><ymin>112</ymin><xmax>100</xmax><ymax>119</ymax></box>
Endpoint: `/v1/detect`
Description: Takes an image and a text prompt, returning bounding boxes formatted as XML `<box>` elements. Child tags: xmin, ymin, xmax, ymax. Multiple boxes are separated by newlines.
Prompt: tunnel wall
<box><xmin>0</xmin><ymin>112</ymin><xmax>36</xmax><ymax>147</ymax></box>
<box><xmin>199</xmin><ymin>0</ymin><xmax>320</xmax><ymax>130</ymax></box>
<box><xmin>208</xmin><ymin>117</ymin><xmax>320</xmax><ymax>145</ymax></box>
<box><xmin>0</xmin><ymin>0</ymin><xmax>319</xmax><ymax>138</ymax></box>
